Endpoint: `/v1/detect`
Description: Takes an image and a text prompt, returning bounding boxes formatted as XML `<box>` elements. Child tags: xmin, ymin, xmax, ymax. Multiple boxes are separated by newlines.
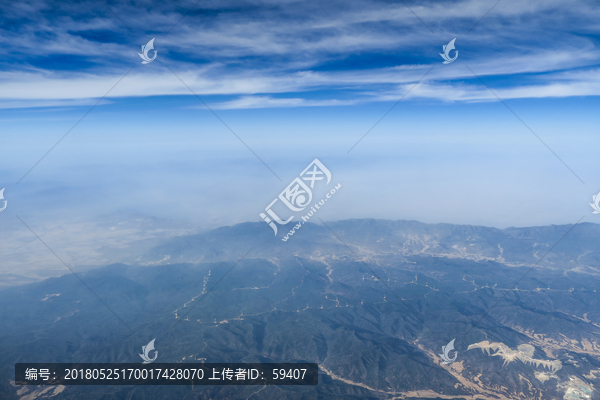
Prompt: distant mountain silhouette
<box><xmin>138</xmin><ymin>219</ymin><xmax>600</xmax><ymax>271</ymax></box>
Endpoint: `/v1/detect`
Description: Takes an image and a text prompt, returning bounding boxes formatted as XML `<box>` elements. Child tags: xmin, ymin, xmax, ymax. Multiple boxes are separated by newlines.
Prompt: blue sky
<box><xmin>2</xmin><ymin>0</ymin><xmax>600</xmax><ymax>107</ymax></box>
<box><xmin>1</xmin><ymin>0</ymin><xmax>600</xmax><ymax>251</ymax></box>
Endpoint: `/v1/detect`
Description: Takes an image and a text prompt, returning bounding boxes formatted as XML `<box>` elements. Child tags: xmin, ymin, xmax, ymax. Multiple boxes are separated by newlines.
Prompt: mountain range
<box><xmin>1</xmin><ymin>219</ymin><xmax>599</xmax><ymax>399</ymax></box>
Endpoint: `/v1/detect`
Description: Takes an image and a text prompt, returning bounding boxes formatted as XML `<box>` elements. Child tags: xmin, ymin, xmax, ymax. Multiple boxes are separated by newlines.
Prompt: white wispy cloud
<box><xmin>210</xmin><ymin>96</ymin><xmax>360</xmax><ymax>109</ymax></box>
<box><xmin>1</xmin><ymin>0</ymin><xmax>599</xmax><ymax>108</ymax></box>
